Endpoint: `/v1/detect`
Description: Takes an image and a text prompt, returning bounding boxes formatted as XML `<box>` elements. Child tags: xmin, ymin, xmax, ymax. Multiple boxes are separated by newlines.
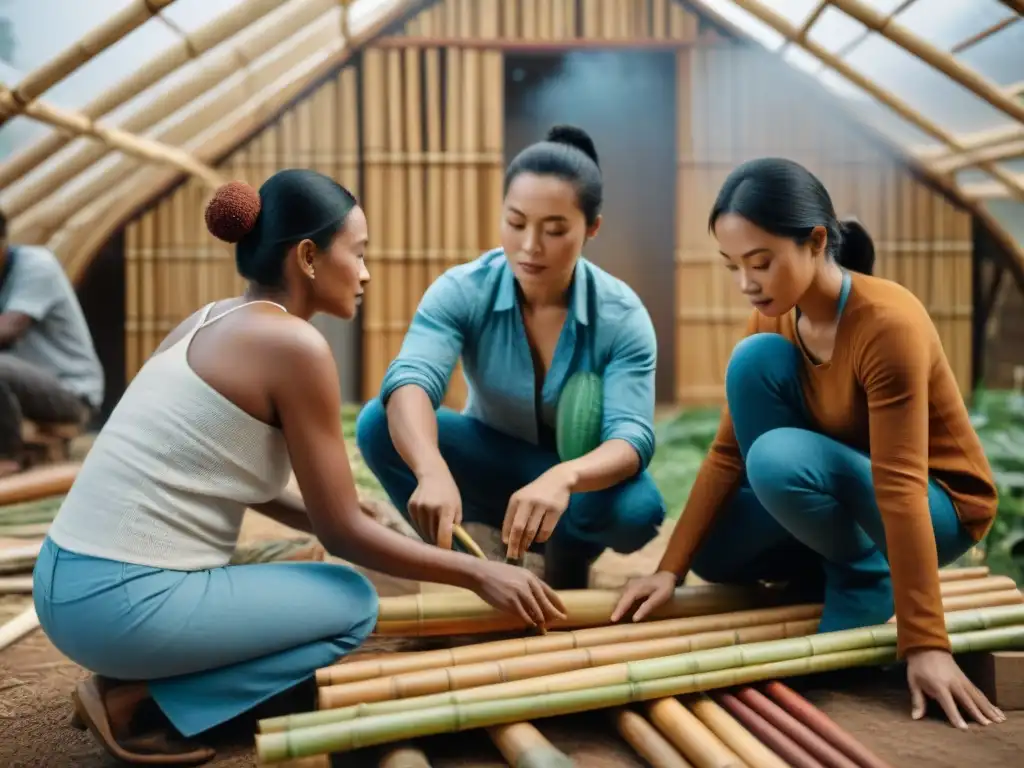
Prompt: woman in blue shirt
<box><xmin>357</xmin><ymin>125</ymin><xmax>666</xmax><ymax>589</ymax></box>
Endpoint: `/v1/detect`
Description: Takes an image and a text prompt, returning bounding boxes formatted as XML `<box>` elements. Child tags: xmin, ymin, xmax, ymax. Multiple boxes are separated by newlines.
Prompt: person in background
<box><xmin>357</xmin><ymin>125</ymin><xmax>666</xmax><ymax>589</ymax></box>
<box><xmin>34</xmin><ymin>170</ymin><xmax>564</xmax><ymax>766</ymax></box>
<box><xmin>0</xmin><ymin>208</ymin><xmax>104</xmax><ymax>474</ymax></box>
<box><xmin>612</xmin><ymin>157</ymin><xmax>1003</xmax><ymax>730</ymax></box>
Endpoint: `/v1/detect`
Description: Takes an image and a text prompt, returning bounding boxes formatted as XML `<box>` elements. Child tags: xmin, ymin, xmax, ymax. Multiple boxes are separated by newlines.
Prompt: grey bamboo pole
<box><xmin>0</xmin><ymin>0</ymin><xmax>179</xmax><ymax>128</ymax></box>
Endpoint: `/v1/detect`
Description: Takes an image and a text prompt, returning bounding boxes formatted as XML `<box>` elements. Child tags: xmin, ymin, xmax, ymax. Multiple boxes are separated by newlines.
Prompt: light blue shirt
<box><xmin>378</xmin><ymin>248</ymin><xmax>657</xmax><ymax>470</ymax></box>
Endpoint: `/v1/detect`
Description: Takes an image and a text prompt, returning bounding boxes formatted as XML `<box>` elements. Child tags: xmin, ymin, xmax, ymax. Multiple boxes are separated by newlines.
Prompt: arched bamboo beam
<box><xmin>915</xmin><ymin>124</ymin><xmax>1024</xmax><ymax>162</ymax></box>
<box><xmin>45</xmin><ymin>0</ymin><xmax>425</xmax><ymax>285</ymax></box>
<box><xmin>0</xmin><ymin>0</ymin><xmax>179</xmax><ymax>129</ymax></box>
<box><xmin>931</xmin><ymin>139</ymin><xmax>1024</xmax><ymax>174</ymax></box>
<box><xmin>0</xmin><ymin>0</ymin><xmax>285</xmax><ymax>191</ymax></box>
<box><xmin>832</xmin><ymin>0</ymin><xmax>1024</xmax><ymax>126</ymax></box>
<box><xmin>7</xmin><ymin>20</ymin><xmax>338</xmax><ymax>245</ymax></box>
<box><xmin>703</xmin><ymin>0</ymin><xmax>1024</xmax><ymax>287</ymax></box>
<box><xmin>0</xmin><ymin>87</ymin><xmax>222</xmax><ymax>188</ymax></box>
<box><xmin>963</xmin><ymin>175</ymin><xmax>1024</xmax><ymax>200</ymax></box>
<box><xmin>1</xmin><ymin>0</ymin><xmax>339</xmax><ymax>219</ymax></box>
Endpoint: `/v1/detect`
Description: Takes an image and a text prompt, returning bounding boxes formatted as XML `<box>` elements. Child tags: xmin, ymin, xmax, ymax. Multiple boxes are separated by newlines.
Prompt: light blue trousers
<box><xmin>689</xmin><ymin>333</ymin><xmax>976</xmax><ymax>632</ymax></box>
<box><xmin>32</xmin><ymin>536</ymin><xmax>378</xmax><ymax>738</ymax></box>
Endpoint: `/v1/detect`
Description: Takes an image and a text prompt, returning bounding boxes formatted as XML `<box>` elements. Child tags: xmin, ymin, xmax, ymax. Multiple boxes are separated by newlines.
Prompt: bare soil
<box><xmin>2</xmin><ymin>510</ymin><xmax>1022</xmax><ymax>767</ymax></box>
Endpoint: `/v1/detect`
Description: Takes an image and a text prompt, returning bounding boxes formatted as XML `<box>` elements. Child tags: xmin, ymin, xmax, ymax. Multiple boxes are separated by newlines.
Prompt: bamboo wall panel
<box><xmin>123</xmin><ymin>67</ymin><xmax>361</xmax><ymax>381</ymax></box>
<box><xmin>675</xmin><ymin>43</ymin><xmax>974</xmax><ymax>405</ymax></box>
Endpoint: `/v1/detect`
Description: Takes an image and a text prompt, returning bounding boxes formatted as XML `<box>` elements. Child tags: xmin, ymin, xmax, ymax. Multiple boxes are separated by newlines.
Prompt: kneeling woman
<box><xmin>613</xmin><ymin>158</ymin><xmax>1003</xmax><ymax>729</ymax></box>
<box><xmin>34</xmin><ymin>169</ymin><xmax>564</xmax><ymax>765</ymax></box>
<box><xmin>357</xmin><ymin>125</ymin><xmax>666</xmax><ymax>588</ymax></box>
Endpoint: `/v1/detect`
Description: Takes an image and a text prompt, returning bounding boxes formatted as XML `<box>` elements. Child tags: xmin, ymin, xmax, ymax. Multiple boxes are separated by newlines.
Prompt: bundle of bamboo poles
<box><xmin>255</xmin><ymin>566</ymin><xmax>1024</xmax><ymax>765</ymax></box>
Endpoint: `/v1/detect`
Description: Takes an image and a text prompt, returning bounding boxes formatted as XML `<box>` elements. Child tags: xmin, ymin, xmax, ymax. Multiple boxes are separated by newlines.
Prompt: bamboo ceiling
<box><xmin>0</xmin><ymin>0</ymin><xmax>1020</xmax><ymax>283</ymax></box>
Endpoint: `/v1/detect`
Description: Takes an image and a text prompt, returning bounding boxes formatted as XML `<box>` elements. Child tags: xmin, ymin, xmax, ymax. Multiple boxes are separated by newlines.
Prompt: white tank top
<box><xmin>48</xmin><ymin>301</ymin><xmax>294</xmax><ymax>570</ymax></box>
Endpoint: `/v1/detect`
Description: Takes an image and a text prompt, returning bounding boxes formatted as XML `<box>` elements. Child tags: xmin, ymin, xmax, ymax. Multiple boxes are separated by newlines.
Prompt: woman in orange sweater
<box><xmin>612</xmin><ymin>158</ymin><xmax>1003</xmax><ymax>730</ymax></box>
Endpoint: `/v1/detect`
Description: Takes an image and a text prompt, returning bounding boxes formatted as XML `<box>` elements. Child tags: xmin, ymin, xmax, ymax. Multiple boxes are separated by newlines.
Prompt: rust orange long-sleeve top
<box><xmin>659</xmin><ymin>271</ymin><xmax>999</xmax><ymax>657</ymax></box>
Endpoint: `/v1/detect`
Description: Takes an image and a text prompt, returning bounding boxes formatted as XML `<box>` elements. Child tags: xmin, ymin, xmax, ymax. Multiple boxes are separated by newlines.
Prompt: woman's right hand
<box><xmin>470</xmin><ymin>560</ymin><xmax>568</xmax><ymax>629</ymax></box>
<box><xmin>610</xmin><ymin>570</ymin><xmax>678</xmax><ymax>622</ymax></box>
<box><xmin>408</xmin><ymin>467</ymin><xmax>462</xmax><ymax>550</ymax></box>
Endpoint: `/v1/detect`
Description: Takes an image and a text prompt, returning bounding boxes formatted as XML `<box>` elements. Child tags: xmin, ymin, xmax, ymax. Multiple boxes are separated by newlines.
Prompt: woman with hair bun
<box><xmin>357</xmin><ymin>125</ymin><xmax>667</xmax><ymax>589</ymax></box>
<box><xmin>613</xmin><ymin>157</ymin><xmax>1003</xmax><ymax>731</ymax></box>
<box><xmin>33</xmin><ymin>168</ymin><xmax>565</xmax><ymax>765</ymax></box>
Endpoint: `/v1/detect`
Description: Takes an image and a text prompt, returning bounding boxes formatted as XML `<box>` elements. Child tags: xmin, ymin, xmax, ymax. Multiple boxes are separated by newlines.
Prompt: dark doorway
<box><xmin>504</xmin><ymin>51</ymin><xmax>677</xmax><ymax>402</ymax></box>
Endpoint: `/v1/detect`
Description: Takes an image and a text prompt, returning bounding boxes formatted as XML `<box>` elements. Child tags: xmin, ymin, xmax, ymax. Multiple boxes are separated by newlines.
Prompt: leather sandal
<box><xmin>71</xmin><ymin>677</ymin><xmax>215</xmax><ymax>766</ymax></box>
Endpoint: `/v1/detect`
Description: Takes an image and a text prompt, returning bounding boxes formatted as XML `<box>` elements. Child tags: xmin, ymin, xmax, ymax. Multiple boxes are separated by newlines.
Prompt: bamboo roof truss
<box><xmin>0</xmin><ymin>0</ymin><xmax>1020</xmax><ymax>282</ymax></box>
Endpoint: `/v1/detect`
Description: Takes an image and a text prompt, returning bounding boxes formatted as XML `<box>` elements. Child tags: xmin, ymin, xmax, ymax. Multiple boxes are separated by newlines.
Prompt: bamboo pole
<box><xmin>0</xmin><ymin>87</ymin><xmax>222</xmax><ymax>188</ymax></box>
<box><xmin>831</xmin><ymin>0</ymin><xmax>1024</xmax><ymax>126</ymax></box>
<box><xmin>645</xmin><ymin>697</ymin><xmax>745</xmax><ymax>768</ymax></box>
<box><xmin>0</xmin><ymin>605</ymin><xmax>40</xmax><ymax>652</ymax></box>
<box><xmin>379</xmin><ymin>743</ymin><xmax>432</xmax><ymax>767</ymax></box>
<box><xmin>1</xmin><ymin>0</ymin><xmax>338</xmax><ymax>218</ymax></box>
<box><xmin>261</xmin><ymin>604</ymin><xmax>1024</xmax><ymax>736</ymax></box>
<box><xmin>612</xmin><ymin>708</ymin><xmax>694</xmax><ymax>768</ymax></box>
<box><xmin>0</xmin><ymin>0</ymin><xmax>178</xmax><ymax>128</ymax></box>
<box><xmin>762</xmin><ymin>682</ymin><xmax>894</xmax><ymax>768</ymax></box>
<box><xmin>0</xmin><ymin>576</ymin><xmax>33</xmax><ymax>595</ymax></box>
<box><xmin>715</xmin><ymin>692</ymin><xmax>825</xmax><ymax>768</ymax></box>
<box><xmin>254</xmin><ymin>620</ymin><xmax>1024</xmax><ymax>761</ymax></box>
<box><xmin>0</xmin><ymin>0</ymin><xmax>286</xmax><ymax>191</ymax></box>
<box><xmin>487</xmin><ymin>722</ymin><xmax>574</xmax><ymax>768</ymax></box>
<box><xmin>687</xmin><ymin>694</ymin><xmax>789</xmax><ymax>768</ymax></box>
<box><xmin>318</xmin><ymin>619</ymin><xmax>822</xmax><ymax>709</ymax></box>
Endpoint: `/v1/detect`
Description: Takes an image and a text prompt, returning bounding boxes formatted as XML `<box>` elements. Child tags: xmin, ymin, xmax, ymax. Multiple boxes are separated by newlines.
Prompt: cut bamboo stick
<box><xmin>255</xmin><ymin>623</ymin><xmax>1024</xmax><ymax>762</ymax></box>
<box><xmin>0</xmin><ymin>605</ymin><xmax>40</xmax><ymax>652</ymax></box>
<box><xmin>379</xmin><ymin>742</ymin><xmax>432</xmax><ymax>767</ymax></box>
<box><xmin>316</xmin><ymin>604</ymin><xmax>825</xmax><ymax>688</ymax></box>
<box><xmin>0</xmin><ymin>463</ymin><xmax>78</xmax><ymax>506</ymax></box>
<box><xmin>687</xmin><ymin>694</ymin><xmax>789</xmax><ymax>768</ymax></box>
<box><xmin>762</xmin><ymin>682</ymin><xmax>893</xmax><ymax>768</ymax></box>
<box><xmin>487</xmin><ymin>722</ymin><xmax>574</xmax><ymax>768</ymax></box>
<box><xmin>0</xmin><ymin>0</ymin><xmax>177</xmax><ymax>127</ymax></box>
<box><xmin>452</xmin><ymin>525</ymin><xmax>488</xmax><ymax>560</ymax></box>
<box><xmin>732</xmin><ymin>687</ymin><xmax>859</xmax><ymax>768</ymax></box>
<box><xmin>263</xmin><ymin>605</ymin><xmax>1024</xmax><ymax>735</ymax></box>
<box><xmin>715</xmin><ymin>692</ymin><xmax>825</xmax><ymax>768</ymax></box>
<box><xmin>646</xmin><ymin>697</ymin><xmax>745</xmax><ymax>768</ymax></box>
<box><xmin>612</xmin><ymin>708</ymin><xmax>694</xmax><ymax>768</ymax></box>
<box><xmin>0</xmin><ymin>87</ymin><xmax>223</xmax><ymax>188</ymax></box>
<box><xmin>318</xmin><ymin>619</ymin><xmax>822</xmax><ymax>709</ymax></box>
<box><xmin>371</xmin><ymin>583</ymin><xmax>789</xmax><ymax>637</ymax></box>
<box><xmin>0</xmin><ymin>576</ymin><xmax>33</xmax><ymax>594</ymax></box>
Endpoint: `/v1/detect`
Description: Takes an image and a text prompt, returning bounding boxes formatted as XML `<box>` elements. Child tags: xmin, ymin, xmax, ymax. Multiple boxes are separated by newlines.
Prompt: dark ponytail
<box><xmin>709</xmin><ymin>157</ymin><xmax>875</xmax><ymax>275</ymax></box>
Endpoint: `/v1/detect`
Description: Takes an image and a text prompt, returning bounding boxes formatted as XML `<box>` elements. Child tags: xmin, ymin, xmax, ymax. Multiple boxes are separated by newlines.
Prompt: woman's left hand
<box><xmin>906</xmin><ymin>648</ymin><xmax>1005</xmax><ymax>729</ymax></box>
<box><xmin>502</xmin><ymin>467</ymin><xmax>574</xmax><ymax>560</ymax></box>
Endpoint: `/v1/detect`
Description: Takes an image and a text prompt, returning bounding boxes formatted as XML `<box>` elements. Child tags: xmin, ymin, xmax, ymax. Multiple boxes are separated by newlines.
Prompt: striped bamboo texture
<box><xmin>674</xmin><ymin>43</ymin><xmax>974</xmax><ymax>404</ymax></box>
<box><xmin>118</xmin><ymin>0</ymin><xmax>974</xmax><ymax>407</ymax></box>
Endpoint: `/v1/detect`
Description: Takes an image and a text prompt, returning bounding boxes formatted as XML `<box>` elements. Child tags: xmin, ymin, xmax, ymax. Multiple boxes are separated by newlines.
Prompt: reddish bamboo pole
<box><xmin>716</xmin><ymin>691</ymin><xmax>826</xmax><ymax>768</ymax></box>
<box><xmin>763</xmin><ymin>682</ymin><xmax>893</xmax><ymax>768</ymax></box>
<box><xmin>734</xmin><ymin>687</ymin><xmax>860</xmax><ymax>768</ymax></box>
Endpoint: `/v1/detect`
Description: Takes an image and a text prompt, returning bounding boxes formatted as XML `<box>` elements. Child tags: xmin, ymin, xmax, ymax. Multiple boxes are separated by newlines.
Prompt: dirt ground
<box><xmin>2</xmin><ymin>510</ymin><xmax>1022</xmax><ymax>767</ymax></box>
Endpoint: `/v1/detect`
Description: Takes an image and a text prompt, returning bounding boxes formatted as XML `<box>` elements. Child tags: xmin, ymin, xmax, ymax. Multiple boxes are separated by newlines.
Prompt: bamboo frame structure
<box><xmin>0</xmin><ymin>87</ymin><xmax>223</xmax><ymax>188</ymax></box>
<box><xmin>0</xmin><ymin>0</ymin><xmax>179</xmax><ymax>128</ymax></box>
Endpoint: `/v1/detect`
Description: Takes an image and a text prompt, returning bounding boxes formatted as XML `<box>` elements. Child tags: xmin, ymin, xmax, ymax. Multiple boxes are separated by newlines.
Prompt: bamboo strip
<box><xmin>0</xmin><ymin>87</ymin><xmax>223</xmax><ymax>188</ymax></box>
<box><xmin>646</xmin><ymin>697</ymin><xmax>745</xmax><ymax>768</ymax></box>
<box><xmin>0</xmin><ymin>0</ymin><xmax>176</xmax><ymax>123</ymax></box>
<box><xmin>315</xmin><ymin>605</ymin><xmax>825</xmax><ymax>688</ymax></box>
<box><xmin>318</xmin><ymin>619</ymin><xmax>822</xmax><ymax>709</ymax></box>
<box><xmin>731</xmin><ymin>687</ymin><xmax>859</xmax><ymax>768</ymax></box>
<box><xmin>487</xmin><ymin>722</ymin><xmax>573</xmax><ymax>768</ymax></box>
<box><xmin>762</xmin><ymin>682</ymin><xmax>893</xmax><ymax>768</ymax></box>
<box><xmin>715</xmin><ymin>692</ymin><xmax>825</xmax><ymax>768</ymax></box>
<box><xmin>254</xmin><ymin>622</ymin><xmax>1024</xmax><ymax>761</ymax></box>
<box><xmin>0</xmin><ymin>605</ymin><xmax>40</xmax><ymax>652</ymax></box>
<box><xmin>687</xmin><ymin>694</ymin><xmax>789</xmax><ymax>768</ymax></box>
<box><xmin>266</xmin><ymin>605</ymin><xmax>1024</xmax><ymax>734</ymax></box>
<box><xmin>613</xmin><ymin>708</ymin><xmax>693</xmax><ymax>768</ymax></box>
<box><xmin>371</xmin><ymin>583</ymin><xmax>789</xmax><ymax>636</ymax></box>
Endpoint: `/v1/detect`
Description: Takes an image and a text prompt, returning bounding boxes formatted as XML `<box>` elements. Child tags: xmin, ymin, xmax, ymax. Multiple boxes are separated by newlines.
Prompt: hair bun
<box><xmin>205</xmin><ymin>180</ymin><xmax>261</xmax><ymax>243</ymax></box>
<box><xmin>546</xmin><ymin>124</ymin><xmax>599</xmax><ymax>167</ymax></box>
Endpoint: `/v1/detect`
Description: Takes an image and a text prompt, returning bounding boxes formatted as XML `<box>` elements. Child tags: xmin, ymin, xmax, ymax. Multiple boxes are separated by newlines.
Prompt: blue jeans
<box><xmin>356</xmin><ymin>398</ymin><xmax>666</xmax><ymax>561</ymax></box>
<box><xmin>33</xmin><ymin>537</ymin><xmax>378</xmax><ymax>737</ymax></box>
<box><xmin>690</xmin><ymin>333</ymin><xmax>976</xmax><ymax>632</ymax></box>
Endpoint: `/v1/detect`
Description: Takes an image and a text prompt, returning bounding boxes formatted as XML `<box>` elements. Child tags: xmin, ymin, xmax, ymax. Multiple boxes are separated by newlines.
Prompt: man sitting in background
<box><xmin>0</xmin><ymin>209</ymin><xmax>104</xmax><ymax>475</ymax></box>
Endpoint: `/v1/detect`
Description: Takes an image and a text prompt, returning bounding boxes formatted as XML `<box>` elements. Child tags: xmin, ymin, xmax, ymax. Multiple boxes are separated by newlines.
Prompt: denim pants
<box><xmin>33</xmin><ymin>537</ymin><xmax>379</xmax><ymax>737</ymax></box>
<box><xmin>689</xmin><ymin>333</ymin><xmax>976</xmax><ymax>632</ymax></box>
<box><xmin>355</xmin><ymin>398</ymin><xmax>666</xmax><ymax>560</ymax></box>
